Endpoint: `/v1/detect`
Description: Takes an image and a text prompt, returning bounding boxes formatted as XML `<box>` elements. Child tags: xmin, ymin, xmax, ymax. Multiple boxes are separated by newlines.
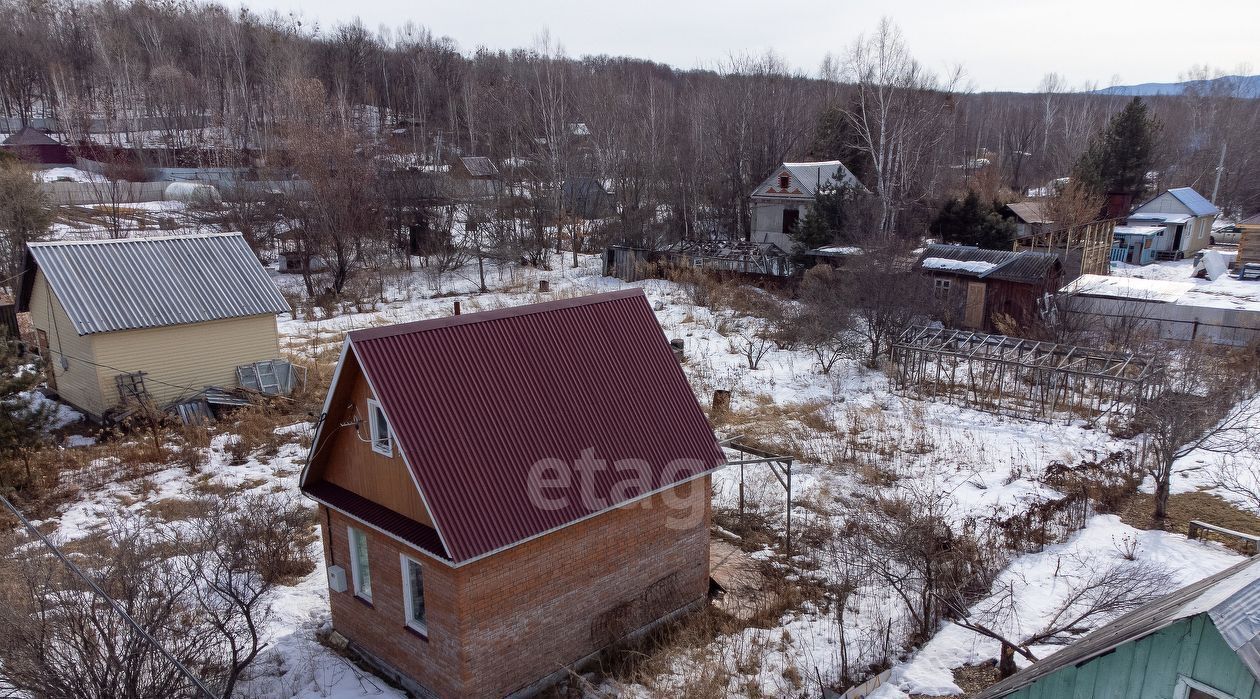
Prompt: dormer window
<box><xmin>367</xmin><ymin>398</ymin><xmax>392</xmax><ymax>456</ymax></box>
<box><xmin>778</xmin><ymin>174</ymin><xmax>790</xmax><ymax>190</ymax></box>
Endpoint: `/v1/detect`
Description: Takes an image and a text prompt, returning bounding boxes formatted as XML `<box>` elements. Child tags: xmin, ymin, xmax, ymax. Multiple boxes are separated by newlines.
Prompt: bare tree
<box><xmin>941</xmin><ymin>557</ymin><xmax>1171</xmax><ymax>678</ymax></box>
<box><xmin>0</xmin><ymin>160</ymin><xmax>52</xmax><ymax>285</ymax></box>
<box><xmin>831</xmin><ymin>18</ymin><xmax>959</xmax><ymax>236</ymax></box>
<box><xmin>1138</xmin><ymin>346</ymin><xmax>1260</xmax><ymax>520</ymax></box>
<box><xmin>842</xmin><ymin>246</ymin><xmax>935</xmax><ymax>368</ymax></box>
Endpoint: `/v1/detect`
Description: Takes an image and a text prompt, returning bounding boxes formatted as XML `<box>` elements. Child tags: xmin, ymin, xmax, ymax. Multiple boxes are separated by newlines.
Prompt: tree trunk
<box><xmin>1154</xmin><ymin>472</ymin><xmax>1171</xmax><ymax>521</ymax></box>
<box><xmin>999</xmin><ymin>643</ymin><xmax>1018</xmax><ymax>679</ymax></box>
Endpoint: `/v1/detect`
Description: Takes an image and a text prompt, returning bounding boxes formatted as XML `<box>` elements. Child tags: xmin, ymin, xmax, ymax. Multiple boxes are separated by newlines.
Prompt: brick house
<box><xmin>299</xmin><ymin>289</ymin><xmax>725</xmax><ymax>698</ymax></box>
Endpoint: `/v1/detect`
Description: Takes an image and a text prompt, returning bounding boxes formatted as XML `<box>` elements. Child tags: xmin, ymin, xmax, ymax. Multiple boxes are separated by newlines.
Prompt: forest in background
<box><xmin>1</xmin><ymin>0</ymin><xmax>1258</xmax><ymax>249</ymax></box>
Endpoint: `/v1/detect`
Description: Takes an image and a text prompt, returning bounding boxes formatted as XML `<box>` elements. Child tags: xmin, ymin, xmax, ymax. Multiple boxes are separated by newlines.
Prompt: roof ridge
<box><xmin>28</xmin><ymin>232</ymin><xmax>243</xmax><ymax>247</ymax></box>
<box><xmin>348</xmin><ymin>288</ymin><xmax>645</xmax><ymax>343</ymax></box>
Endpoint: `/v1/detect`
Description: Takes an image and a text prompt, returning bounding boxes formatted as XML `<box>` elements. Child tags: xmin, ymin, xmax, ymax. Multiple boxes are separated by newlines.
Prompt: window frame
<box><xmin>1174</xmin><ymin>676</ymin><xmax>1238</xmax><ymax>699</ymax></box>
<box><xmin>399</xmin><ymin>553</ymin><xmax>428</xmax><ymax>636</ymax></box>
<box><xmin>933</xmin><ymin>277</ymin><xmax>952</xmax><ymax>298</ymax></box>
<box><xmin>778</xmin><ymin>173</ymin><xmax>790</xmax><ymax>189</ymax></box>
<box><xmin>366</xmin><ymin>397</ymin><xmax>392</xmax><ymax>457</ymax></box>
<box><xmin>347</xmin><ymin>526</ymin><xmax>372</xmax><ymax>602</ymax></box>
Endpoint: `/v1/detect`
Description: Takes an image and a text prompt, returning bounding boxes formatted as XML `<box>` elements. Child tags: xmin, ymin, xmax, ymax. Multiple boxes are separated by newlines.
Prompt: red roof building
<box><xmin>300</xmin><ymin>289</ymin><xmax>723</xmax><ymax>697</ymax></box>
<box><xmin>0</xmin><ymin>127</ymin><xmax>73</xmax><ymax>165</ymax></box>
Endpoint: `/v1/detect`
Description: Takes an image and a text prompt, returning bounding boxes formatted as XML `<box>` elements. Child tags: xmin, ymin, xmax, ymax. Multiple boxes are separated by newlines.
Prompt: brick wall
<box><xmin>322</xmin><ymin>506</ymin><xmax>466</xmax><ymax>698</ymax></box>
<box><xmin>319</xmin><ymin>474</ymin><xmax>711</xmax><ymax>698</ymax></box>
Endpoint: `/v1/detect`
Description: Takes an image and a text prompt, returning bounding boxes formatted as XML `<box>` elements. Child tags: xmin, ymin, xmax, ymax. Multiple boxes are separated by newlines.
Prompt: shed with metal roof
<box><xmin>17</xmin><ymin>233</ymin><xmax>290</xmax><ymax>419</ymax></box>
<box><xmin>977</xmin><ymin>556</ymin><xmax>1260</xmax><ymax>699</ymax></box>
<box><xmin>915</xmin><ymin>244</ymin><xmax>1063</xmax><ymax>332</ymax></box>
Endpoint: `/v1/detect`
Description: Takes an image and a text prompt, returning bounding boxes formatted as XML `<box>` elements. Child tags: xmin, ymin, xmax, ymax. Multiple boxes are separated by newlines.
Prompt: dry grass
<box><xmin>1119</xmin><ymin>490</ymin><xmax>1260</xmax><ymax>555</ymax></box>
<box><xmin>144</xmin><ymin>497</ymin><xmax>215</xmax><ymax>522</ymax></box>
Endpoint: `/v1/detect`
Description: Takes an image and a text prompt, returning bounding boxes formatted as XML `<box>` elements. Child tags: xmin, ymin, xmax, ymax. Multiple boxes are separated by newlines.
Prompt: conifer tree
<box><xmin>929</xmin><ymin>191</ymin><xmax>1014</xmax><ymax>250</ymax></box>
<box><xmin>1074</xmin><ymin>97</ymin><xmax>1162</xmax><ymax>199</ymax></box>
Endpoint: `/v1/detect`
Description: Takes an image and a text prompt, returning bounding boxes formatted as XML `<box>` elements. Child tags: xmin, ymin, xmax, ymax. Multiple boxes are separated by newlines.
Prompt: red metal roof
<box><xmin>345</xmin><ymin>289</ymin><xmax>724</xmax><ymax>564</ymax></box>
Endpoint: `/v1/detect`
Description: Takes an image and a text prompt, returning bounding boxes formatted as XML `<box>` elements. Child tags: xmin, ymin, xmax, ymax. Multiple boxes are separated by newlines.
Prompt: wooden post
<box><xmin>453</xmin><ymin>301</ymin><xmax>461</xmax><ymax>316</ymax></box>
<box><xmin>712</xmin><ymin>389</ymin><xmax>731</xmax><ymax>416</ymax></box>
<box><xmin>539</xmin><ymin>280</ymin><xmax>550</xmax><ymax>292</ymax></box>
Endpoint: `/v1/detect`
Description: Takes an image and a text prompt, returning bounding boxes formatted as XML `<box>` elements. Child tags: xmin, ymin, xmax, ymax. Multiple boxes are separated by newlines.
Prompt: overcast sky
<box><xmin>234</xmin><ymin>0</ymin><xmax>1258</xmax><ymax>92</ymax></box>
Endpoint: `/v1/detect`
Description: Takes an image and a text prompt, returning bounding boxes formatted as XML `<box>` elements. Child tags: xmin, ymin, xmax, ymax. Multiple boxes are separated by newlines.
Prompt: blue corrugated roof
<box><xmin>1167</xmin><ymin>187</ymin><xmax>1219</xmax><ymax>217</ymax></box>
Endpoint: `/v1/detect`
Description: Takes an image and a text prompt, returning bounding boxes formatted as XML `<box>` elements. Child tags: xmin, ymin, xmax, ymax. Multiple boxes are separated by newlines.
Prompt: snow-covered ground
<box><xmin>18</xmin><ymin>249</ymin><xmax>1255</xmax><ymax>698</ymax></box>
<box><xmin>33</xmin><ymin>166</ymin><xmax>108</xmax><ymax>183</ymax></box>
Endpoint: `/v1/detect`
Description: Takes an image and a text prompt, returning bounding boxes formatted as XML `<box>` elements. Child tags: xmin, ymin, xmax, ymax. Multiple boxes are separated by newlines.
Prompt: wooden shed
<box><xmin>17</xmin><ymin>233</ymin><xmax>291</xmax><ymax>420</ymax></box>
<box><xmin>977</xmin><ymin>557</ymin><xmax>1260</xmax><ymax>699</ymax></box>
<box><xmin>915</xmin><ymin>244</ymin><xmax>1062</xmax><ymax>332</ymax></box>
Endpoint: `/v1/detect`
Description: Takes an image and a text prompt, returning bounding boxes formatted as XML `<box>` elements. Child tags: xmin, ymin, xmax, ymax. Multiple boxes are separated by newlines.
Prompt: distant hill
<box><xmin>1093</xmin><ymin>75</ymin><xmax>1260</xmax><ymax>98</ymax></box>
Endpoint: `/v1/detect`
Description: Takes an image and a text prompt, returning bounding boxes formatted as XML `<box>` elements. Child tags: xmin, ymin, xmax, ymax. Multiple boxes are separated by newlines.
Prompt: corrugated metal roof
<box><xmin>18</xmin><ymin>233</ymin><xmax>290</xmax><ymax>335</ymax></box>
<box><xmin>977</xmin><ymin>557</ymin><xmax>1260</xmax><ymax>698</ymax></box>
<box><xmin>916</xmin><ymin>244</ymin><xmax>1060</xmax><ymax>284</ymax></box>
<box><xmin>753</xmin><ymin>160</ymin><xmax>864</xmax><ymax>199</ymax></box>
<box><xmin>343</xmin><ymin>289</ymin><xmax>725</xmax><ymax>564</ymax></box>
<box><xmin>1167</xmin><ymin>186</ymin><xmax>1220</xmax><ymax>217</ymax></box>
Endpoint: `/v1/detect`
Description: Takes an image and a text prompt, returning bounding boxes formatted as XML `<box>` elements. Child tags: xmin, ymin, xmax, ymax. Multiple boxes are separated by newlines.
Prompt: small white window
<box><xmin>400</xmin><ymin>554</ymin><xmax>427</xmax><ymax>634</ymax></box>
<box><xmin>367</xmin><ymin>398</ymin><xmax>392</xmax><ymax>456</ymax></box>
<box><xmin>933</xmin><ymin>278</ymin><xmax>951</xmax><ymax>298</ymax></box>
<box><xmin>348</xmin><ymin>526</ymin><xmax>372</xmax><ymax>601</ymax></box>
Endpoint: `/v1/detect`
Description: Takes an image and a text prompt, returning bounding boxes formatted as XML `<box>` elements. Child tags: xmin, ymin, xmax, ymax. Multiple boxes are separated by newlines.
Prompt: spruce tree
<box><xmin>1074</xmin><ymin>97</ymin><xmax>1162</xmax><ymax>198</ymax></box>
<box><xmin>792</xmin><ymin>177</ymin><xmax>854</xmax><ymax>257</ymax></box>
<box><xmin>929</xmin><ymin>192</ymin><xmax>1014</xmax><ymax>250</ymax></box>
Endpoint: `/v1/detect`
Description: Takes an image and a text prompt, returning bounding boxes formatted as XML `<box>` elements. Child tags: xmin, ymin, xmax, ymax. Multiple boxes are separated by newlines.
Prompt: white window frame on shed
<box><xmin>347</xmin><ymin>526</ymin><xmax>372</xmax><ymax>602</ymax></box>
<box><xmin>1174</xmin><ymin>675</ymin><xmax>1240</xmax><ymax>699</ymax></box>
<box><xmin>399</xmin><ymin>553</ymin><xmax>428</xmax><ymax>636</ymax></box>
<box><xmin>367</xmin><ymin>397</ymin><xmax>392</xmax><ymax>457</ymax></box>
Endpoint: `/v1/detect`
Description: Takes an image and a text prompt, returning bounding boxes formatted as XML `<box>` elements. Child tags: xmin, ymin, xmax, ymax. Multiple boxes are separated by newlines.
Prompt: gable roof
<box><xmin>304</xmin><ymin>289</ymin><xmax>725</xmax><ymax>565</ymax></box>
<box><xmin>1006</xmin><ymin>201</ymin><xmax>1052</xmax><ymax>225</ymax></box>
<box><xmin>916</xmin><ymin>244</ymin><xmax>1061</xmax><ymax>284</ymax></box>
<box><xmin>752</xmin><ymin>160</ymin><xmax>863</xmax><ymax>199</ymax></box>
<box><xmin>1</xmin><ymin>127</ymin><xmax>60</xmax><ymax>147</ymax></box>
<box><xmin>977</xmin><ymin>557</ymin><xmax>1260</xmax><ymax>698</ymax></box>
<box><xmin>17</xmin><ymin>233</ymin><xmax>290</xmax><ymax>335</ymax></box>
<box><xmin>1135</xmin><ymin>186</ymin><xmax>1219</xmax><ymax>218</ymax></box>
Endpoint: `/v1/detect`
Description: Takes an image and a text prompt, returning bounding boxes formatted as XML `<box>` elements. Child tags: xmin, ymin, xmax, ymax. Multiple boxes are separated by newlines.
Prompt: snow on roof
<box><xmin>814</xmin><ymin>245</ymin><xmax>864</xmax><ymax>255</ymax></box>
<box><xmin>754</xmin><ymin>160</ymin><xmax>864</xmax><ymax>198</ymax></box>
<box><xmin>977</xmin><ymin>557</ymin><xmax>1260</xmax><ymax>699</ymax></box>
<box><xmin>920</xmin><ymin>257</ymin><xmax>998</xmax><ymax>274</ymax></box>
<box><xmin>1062</xmin><ymin>274</ymin><xmax>1193</xmax><ymax>303</ymax></box>
<box><xmin>1128</xmin><ymin>212</ymin><xmax>1193</xmax><ymax>224</ymax></box>
<box><xmin>1114</xmin><ymin>225</ymin><xmax>1165</xmax><ymax>237</ymax></box>
<box><xmin>1167</xmin><ymin>186</ymin><xmax>1220</xmax><ymax>217</ymax></box>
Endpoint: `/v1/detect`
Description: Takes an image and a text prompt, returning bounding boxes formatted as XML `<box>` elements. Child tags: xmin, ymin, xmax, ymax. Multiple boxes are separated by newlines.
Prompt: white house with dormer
<box><xmin>749</xmin><ymin>160</ymin><xmax>862</xmax><ymax>252</ymax></box>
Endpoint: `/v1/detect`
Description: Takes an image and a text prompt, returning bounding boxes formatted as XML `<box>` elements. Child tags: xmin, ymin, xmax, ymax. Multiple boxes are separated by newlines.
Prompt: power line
<box><xmin>0</xmin><ymin>492</ymin><xmax>221</xmax><ymax>699</ymax></box>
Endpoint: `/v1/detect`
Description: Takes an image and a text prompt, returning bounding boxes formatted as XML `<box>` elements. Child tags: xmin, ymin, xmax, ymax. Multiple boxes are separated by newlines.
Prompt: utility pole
<box><xmin>1211</xmin><ymin>141</ymin><xmax>1227</xmax><ymax>206</ymax></box>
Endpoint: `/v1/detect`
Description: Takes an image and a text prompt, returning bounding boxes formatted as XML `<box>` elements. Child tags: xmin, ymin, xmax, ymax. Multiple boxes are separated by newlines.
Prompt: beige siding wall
<box><xmin>27</xmin><ymin>270</ymin><xmax>108</xmax><ymax>417</ymax></box>
<box><xmin>91</xmin><ymin>314</ymin><xmax>281</xmax><ymax>409</ymax></box>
